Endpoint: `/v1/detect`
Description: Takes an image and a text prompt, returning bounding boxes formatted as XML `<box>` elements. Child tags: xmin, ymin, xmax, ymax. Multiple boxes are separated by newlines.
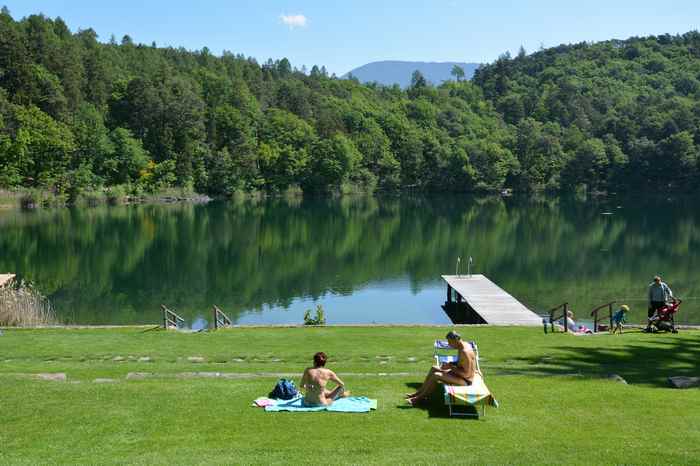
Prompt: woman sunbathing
<box><xmin>299</xmin><ymin>352</ymin><xmax>350</xmax><ymax>407</ymax></box>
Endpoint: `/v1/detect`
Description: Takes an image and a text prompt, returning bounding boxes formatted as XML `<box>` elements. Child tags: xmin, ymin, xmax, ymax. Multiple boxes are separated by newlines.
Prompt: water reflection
<box><xmin>0</xmin><ymin>195</ymin><xmax>697</xmax><ymax>325</ymax></box>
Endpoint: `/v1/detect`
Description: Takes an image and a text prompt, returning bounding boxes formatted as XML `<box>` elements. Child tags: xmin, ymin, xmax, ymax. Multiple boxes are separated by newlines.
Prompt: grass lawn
<box><xmin>1</xmin><ymin>326</ymin><xmax>699</xmax><ymax>465</ymax></box>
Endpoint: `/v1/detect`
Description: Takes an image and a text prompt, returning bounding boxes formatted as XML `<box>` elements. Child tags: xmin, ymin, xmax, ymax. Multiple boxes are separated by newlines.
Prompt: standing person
<box><xmin>405</xmin><ymin>331</ymin><xmax>476</xmax><ymax>406</ymax></box>
<box><xmin>647</xmin><ymin>276</ymin><xmax>673</xmax><ymax>331</ymax></box>
<box><xmin>299</xmin><ymin>352</ymin><xmax>348</xmax><ymax>407</ymax></box>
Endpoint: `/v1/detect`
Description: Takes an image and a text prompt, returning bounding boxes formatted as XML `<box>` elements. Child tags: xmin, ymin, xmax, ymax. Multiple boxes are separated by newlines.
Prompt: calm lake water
<box><xmin>1</xmin><ymin>195</ymin><xmax>698</xmax><ymax>326</ymax></box>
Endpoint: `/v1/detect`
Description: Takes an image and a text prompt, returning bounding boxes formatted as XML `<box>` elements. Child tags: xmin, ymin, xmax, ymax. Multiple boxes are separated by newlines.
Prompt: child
<box><xmin>611</xmin><ymin>304</ymin><xmax>629</xmax><ymax>334</ymax></box>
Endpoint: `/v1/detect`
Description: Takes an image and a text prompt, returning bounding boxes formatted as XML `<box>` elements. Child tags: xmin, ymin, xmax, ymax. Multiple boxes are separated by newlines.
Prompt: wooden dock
<box><xmin>441</xmin><ymin>274</ymin><xmax>542</xmax><ymax>326</ymax></box>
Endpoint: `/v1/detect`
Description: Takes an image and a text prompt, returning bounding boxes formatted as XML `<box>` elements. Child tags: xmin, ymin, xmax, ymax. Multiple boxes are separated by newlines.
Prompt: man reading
<box><xmin>406</xmin><ymin>331</ymin><xmax>476</xmax><ymax>406</ymax></box>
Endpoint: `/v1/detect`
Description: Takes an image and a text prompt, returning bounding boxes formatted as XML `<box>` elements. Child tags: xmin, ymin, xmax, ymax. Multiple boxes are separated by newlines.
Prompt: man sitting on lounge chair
<box><xmin>406</xmin><ymin>331</ymin><xmax>476</xmax><ymax>406</ymax></box>
<box><xmin>299</xmin><ymin>352</ymin><xmax>350</xmax><ymax>407</ymax></box>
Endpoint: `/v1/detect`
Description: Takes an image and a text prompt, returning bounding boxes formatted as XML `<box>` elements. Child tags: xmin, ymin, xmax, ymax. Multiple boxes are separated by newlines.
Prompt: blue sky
<box><xmin>4</xmin><ymin>1</ymin><xmax>699</xmax><ymax>75</ymax></box>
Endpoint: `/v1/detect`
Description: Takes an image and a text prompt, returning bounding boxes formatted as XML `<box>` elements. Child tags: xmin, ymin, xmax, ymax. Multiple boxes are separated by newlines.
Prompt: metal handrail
<box><xmin>213</xmin><ymin>305</ymin><xmax>232</xmax><ymax>330</ymax></box>
<box><xmin>161</xmin><ymin>304</ymin><xmax>185</xmax><ymax>329</ymax></box>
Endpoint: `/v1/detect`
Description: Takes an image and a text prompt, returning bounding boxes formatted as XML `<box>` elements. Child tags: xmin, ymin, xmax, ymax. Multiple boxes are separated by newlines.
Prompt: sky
<box><xmin>4</xmin><ymin>1</ymin><xmax>700</xmax><ymax>75</ymax></box>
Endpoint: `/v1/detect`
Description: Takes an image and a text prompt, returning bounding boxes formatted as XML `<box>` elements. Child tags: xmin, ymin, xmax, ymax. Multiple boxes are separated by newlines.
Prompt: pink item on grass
<box><xmin>254</xmin><ymin>397</ymin><xmax>276</xmax><ymax>407</ymax></box>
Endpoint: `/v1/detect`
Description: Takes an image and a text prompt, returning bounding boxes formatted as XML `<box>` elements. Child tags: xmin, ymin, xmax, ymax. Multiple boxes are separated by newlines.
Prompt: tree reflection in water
<box><xmin>0</xmin><ymin>195</ymin><xmax>698</xmax><ymax>325</ymax></box>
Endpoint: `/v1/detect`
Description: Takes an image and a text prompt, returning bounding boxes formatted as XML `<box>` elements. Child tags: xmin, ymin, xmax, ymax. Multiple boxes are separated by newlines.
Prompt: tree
<box><xmin>562</xmin><ymin>138</ymin><xmax>608</xmax><ymax>191</ymax></box>
<box><xmin>6</xmin><ymin>105</ymin><xmax>76</xmax><ymax>187</ymax></box>
<box><xmin>258</xmin><ymin>109</ymin><xmax>316</xmax><ymax>190</ymax></box>
<box><xmin>277</xmin><ymin>58</ymin><xmax>292</xmax><ymax>76</ymax></box>
<box><xmin>410</xmin><ymin>70</ymin><xmax>428</xmax><ymax>89</ymax></box>
<box><xmin>71</xmin><ymin>103</ymin><xmax>113</xmax><ymax>178</ymax></box>
<box><xmin>466</xmin><ymin>139</ymin><xmax>518</xmax><ymax>191</ymax></box>
<box><xmin>451</xmin><ymin>65</ymin><xmax>465</xmax><ymax>82</ymax></box>
<box><xmin>106</xmin><ymin>127</ymin><xmax>150</xmax><ymax>185</ymax></box>
<box><xmin>304</xmin><ymin>133</ymin><xmax>361</xmax><ymax>192</ymax></box>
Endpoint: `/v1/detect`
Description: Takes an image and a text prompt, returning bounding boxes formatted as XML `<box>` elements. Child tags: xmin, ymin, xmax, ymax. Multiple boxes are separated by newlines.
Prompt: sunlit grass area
<box><xmin>1</xmin><ymin>326</ymin><xmax>699</xmax><ymax>464</ymax></box>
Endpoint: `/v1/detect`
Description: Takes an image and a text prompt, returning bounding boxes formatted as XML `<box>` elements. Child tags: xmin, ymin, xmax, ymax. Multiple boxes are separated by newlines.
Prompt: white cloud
<box><xmin>280</xmin><ymin>14</ymin><xmax>308</xmax><ymax>29</ymax></box>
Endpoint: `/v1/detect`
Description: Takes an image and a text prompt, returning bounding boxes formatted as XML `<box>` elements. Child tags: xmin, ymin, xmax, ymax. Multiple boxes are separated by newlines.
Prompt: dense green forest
<box><xmin>0</xmin><ymin>9</ymin><xmax>699</xmax><ymax>198</ymax></box>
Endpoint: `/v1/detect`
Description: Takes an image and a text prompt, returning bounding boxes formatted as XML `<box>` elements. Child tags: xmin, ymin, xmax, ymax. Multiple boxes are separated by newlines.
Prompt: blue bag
<box><xmin>269</xmin><ymin>379</ymin><xmax>299</xmax><ymax>400</ymax></box>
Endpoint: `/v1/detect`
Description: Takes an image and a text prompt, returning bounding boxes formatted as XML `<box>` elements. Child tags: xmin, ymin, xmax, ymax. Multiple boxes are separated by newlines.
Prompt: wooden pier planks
<box><xmin>442</xmin><ymin>274</ymin><xmax>542</xmax><ymax>326</ymax></box>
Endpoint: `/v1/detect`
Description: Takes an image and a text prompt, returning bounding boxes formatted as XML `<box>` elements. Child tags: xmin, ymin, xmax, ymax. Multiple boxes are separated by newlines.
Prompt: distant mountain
<box><xmin>343</xmin><ymin>61</ymin><xmax>480</xmax><ymax>87</ymax></box>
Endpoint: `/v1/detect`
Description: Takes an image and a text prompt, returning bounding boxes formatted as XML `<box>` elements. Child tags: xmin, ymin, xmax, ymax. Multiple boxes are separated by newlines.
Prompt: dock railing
<box><xmin>546</xmin><ymin>302</ymin><xmax>569</xmax><ymax>333</ymax></box>
<box><xmin>213</xmin><ymin>305</ymin><xmax>232</xmax><ymax>330</ymax></box>
<box><xmin>590</xmin><ymin>301</ymin><xmax>615</xmax><ymax>333</ymax></box>
<box><xmin>161</xmin><ymin>304</ymin><xmax>185</xmax><ymax>330</ymax></box>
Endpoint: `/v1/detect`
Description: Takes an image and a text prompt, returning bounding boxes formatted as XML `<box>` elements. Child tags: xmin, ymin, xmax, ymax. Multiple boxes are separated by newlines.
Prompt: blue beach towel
<box><xmin>263</xmin><ymin>396</ymin><xmax>377</xmax><ymax>413</ymax></box>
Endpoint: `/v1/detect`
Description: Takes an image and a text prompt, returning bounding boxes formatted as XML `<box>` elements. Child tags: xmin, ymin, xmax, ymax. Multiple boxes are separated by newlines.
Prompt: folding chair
<box><xmin>433</xmin><ymin>340</ymin><xmax>497</xmax><ymax>417</ymax></box>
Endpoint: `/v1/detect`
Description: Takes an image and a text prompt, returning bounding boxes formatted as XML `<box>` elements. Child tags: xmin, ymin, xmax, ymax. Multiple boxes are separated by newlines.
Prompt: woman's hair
<box><xmin>313</xmin><ymin>352</ymin><xmax>327</xmax><ymax>367</ymax></box>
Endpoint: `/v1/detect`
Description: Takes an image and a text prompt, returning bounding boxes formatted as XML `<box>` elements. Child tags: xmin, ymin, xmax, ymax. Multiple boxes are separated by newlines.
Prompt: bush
<box><xmin>0</xmin><ymin>280</ymin><xmax>56</xmax><ymax>327</ymax></box>
<box><xmin>19</xmin><ymin>189</ymin><xmax>63</xmax><ymax>209</ymax></box>
<box><xmin>303</xmin><ymin>304</ymin><xmax>326</xmax><ymax>326</ymax></box>
<box><xmin>19</xmin><ymin>190</ymin><xmax>39</xmax><ymax>210</ymax></box>
<box><xmin>105</xmin><ymin>185</ymin><xmax>128</xmax><ymax>205</ymax></box>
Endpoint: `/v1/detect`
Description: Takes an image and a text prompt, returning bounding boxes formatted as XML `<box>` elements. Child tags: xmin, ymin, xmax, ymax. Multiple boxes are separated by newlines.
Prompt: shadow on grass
<box><xmin>398</xmin><ymin>382</ymin><xmax>478</xmax><ymax>419</ymax></box>
<box><xmin>514</xmin><ymin>335</ymin><xmax>700</xmax><ymax>388</ymax></box>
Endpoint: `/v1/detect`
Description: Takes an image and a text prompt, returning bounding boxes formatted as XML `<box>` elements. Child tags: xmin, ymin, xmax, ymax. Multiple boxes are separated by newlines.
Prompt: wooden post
<box><xmin>213</xmin><ymin>307</ymin><xmax>218</xmax><ymax>330</ymax></box>
<box><xmin>593</xmin><ymin>309</ymin><xmax>598</xmax><ymax>334</ymax></box>
<box><xmin>608</xmin><ymin>303</ymin><xmax>613</xmax><ymax>331</ymax></box>
<box><xmin>593</xmin><ymin>312</ymin><xmax>596</xmax><ymax>333</ymax></box>
<box><xmin>549</xmin><ymin>306</ymin><xmax>556</xmax><ymax>333</ymax></box>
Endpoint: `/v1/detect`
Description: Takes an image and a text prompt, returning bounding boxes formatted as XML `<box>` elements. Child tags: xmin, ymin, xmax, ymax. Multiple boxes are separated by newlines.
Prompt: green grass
<box><xmin>1</xmin><ymin>326</ymin><xmax>699</xmax><ymax>465</ymax></box>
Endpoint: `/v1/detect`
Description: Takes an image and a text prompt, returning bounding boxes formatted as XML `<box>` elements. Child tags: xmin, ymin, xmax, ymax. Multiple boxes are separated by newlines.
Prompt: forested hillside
<box><xmin>474</xmin><ymin>36</ymin><xmax>700</xmax><ymax>192</ymax></box>
<box><xmin>0</xmin><ymin>9</ymin><xmax>699</xmax><ymax>199</ymax></box>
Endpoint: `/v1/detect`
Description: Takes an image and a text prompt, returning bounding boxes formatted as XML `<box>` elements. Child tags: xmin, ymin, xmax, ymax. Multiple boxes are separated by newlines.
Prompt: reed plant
<box><xmin>0</xmin><ymin>280</ymin><xmax>56</xmax><ymax>326</ymax></box>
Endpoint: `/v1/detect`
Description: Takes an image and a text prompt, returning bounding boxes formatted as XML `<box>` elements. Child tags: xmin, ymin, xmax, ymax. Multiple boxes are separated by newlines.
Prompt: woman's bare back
<box><xmin>301</xmin><ymin>367</ymin><xmax>343</xmax><ymax>406</ymax></box>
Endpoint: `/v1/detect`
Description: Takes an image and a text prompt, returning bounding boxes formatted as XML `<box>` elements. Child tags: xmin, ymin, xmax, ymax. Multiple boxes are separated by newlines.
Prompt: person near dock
<box><xmin>563</xmin><ymin>310</ymin><xmax>578</xmax><ymax>332</ymax></box>
<box><xmin>405</xmin><ymin>331</ymin><xmax>476</xmax><ymax>406</ymax></box>
<box><xmin>647</xmin><ymin>276</ymin><xmax>673</xmax><ymax>328</ymax></box>
<box><xmin>299</xmin><ymin>352</ymin><xmax>349</xmax><ymax>407</ymax></box>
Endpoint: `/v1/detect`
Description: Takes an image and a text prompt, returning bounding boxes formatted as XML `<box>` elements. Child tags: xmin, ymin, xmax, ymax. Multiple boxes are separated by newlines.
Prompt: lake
<box><xmin>0</xmin><ymin>195</ymin><xmax>698</xmax><ymax>327</ymax></box>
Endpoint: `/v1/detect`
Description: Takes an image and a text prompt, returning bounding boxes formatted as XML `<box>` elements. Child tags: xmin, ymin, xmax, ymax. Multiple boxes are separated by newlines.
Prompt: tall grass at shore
<box><xmin>0</xmin><ymin>280</ymin><xmax>55</xmax><ymax>326</ymax></box>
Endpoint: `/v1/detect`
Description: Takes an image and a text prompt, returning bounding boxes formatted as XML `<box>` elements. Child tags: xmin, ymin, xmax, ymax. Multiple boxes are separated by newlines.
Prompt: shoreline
<box><xmin>4</xmin><ymin>324</ymin><xmax>700</xmax><ymax>330</ymax></box>
<box><xmin>0</xmin><ymin>189</ymin><xmax>212</xmax><ymax>210</ymax></box>
<box><xmin>3</xmin><ymin>190</ymin><xmax>700</xmax><ymax>211</ymax></box>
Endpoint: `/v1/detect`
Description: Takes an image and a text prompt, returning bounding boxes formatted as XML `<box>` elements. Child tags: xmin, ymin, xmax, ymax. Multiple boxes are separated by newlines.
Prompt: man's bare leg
<box><xmin>408</xmin><ymin>372</ymin><xmax>465</xmax><ymax>405</ymax></box>
<box><xmin>408</xmin><ymin>371</ymin><xmax>442</xmax><ymax>403</ymax></box>
<box><xmin>406</xmin><ymin>366</ymin><xmax>441</xmax><ymax>398</ymax></box>
<box><xmin>410</xmin><ymin>375</ymin><xmax>439</xmax><ymax>402</ymax></box>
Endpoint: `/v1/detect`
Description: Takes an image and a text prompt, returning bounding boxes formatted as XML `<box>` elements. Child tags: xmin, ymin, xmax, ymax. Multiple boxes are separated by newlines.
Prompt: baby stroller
<box><xmin>644</xmin><ymin>297</ymin><xmax>682</xmax><ymax>333</ymax></box>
